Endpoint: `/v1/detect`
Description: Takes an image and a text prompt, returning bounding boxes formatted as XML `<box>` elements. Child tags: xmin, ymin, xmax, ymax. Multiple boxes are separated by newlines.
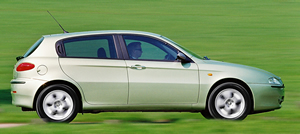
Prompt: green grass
<box><xmin>1</xmin><ymin>0</ymin><xmax>300</xmax><ymax>133</ymax></box>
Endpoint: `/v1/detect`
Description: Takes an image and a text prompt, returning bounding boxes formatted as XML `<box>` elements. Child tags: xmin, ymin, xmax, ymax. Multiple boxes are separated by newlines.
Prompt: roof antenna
<box><xmin>47</xmin><ymin>10</ymin><xmax>69</xmax><ymax>33</ymax></box>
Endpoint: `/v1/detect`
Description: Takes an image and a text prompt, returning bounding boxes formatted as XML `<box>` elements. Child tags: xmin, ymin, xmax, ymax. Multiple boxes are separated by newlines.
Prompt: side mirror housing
<box><xmin>177</xmin><ymin>52</ymin><xmax>186</xmax><ymax>60</ymax></box>
<box><xmin>177</xmin><ymin>52</ymin><xmax>190</xmax><ymax>63</ymax></box>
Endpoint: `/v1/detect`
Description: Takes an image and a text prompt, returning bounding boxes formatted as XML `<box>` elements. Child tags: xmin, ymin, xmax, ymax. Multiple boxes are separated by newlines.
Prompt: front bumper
<box><xmin>11</xmin><ymin>78</ymin><xmax>46</xmax><ymax>108</ymax></box>
<box><xmin>249</xmin><ymin>83</ymin><xmax>285</xmax><ymax>111</ymax></box>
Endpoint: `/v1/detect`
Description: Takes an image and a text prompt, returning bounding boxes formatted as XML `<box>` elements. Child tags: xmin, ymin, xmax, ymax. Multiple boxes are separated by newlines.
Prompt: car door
<box><xmin>57</xmin><ymin>35</ymin><xmax>128</xmax><ymax>105</ymax></box>
<box><xmin>120</xmin><ymin>35</ymin><xmax>199</xmax><ymax>104</ymax></box>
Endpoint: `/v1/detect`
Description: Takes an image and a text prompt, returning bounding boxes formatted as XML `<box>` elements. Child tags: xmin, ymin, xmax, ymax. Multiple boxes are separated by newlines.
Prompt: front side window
<box><xmin>123</xmin><ymin>35</ymin><xmax>177</xmax><ymax>61</ymax></box>
<box><xmin>63</xmin><ymin>35</ymin><xmax>117</xmax><ymax>59</ymax></box>
<box><xmin>161</xmin><ymin>36</ymin><xmax>203</xmax><ymax>59</ymax></box>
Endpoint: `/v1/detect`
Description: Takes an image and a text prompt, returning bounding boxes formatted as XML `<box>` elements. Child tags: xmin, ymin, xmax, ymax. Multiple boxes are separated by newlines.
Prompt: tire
<box><xmin>36</xmin><ymin>84</ymin><xmax>79</xmax><ymax>123</ymax></box>
<box><xmin>200</xmin><ymin>109</ymin><xmax>213</xmax><ymax>119</ymax></box>
<box><xmin>206</xmin><ymin>82</ymin><xmax>252</xmax><ymax>120</ymax></box>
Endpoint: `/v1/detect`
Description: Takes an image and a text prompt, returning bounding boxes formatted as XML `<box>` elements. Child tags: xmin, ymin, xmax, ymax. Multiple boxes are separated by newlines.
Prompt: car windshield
<box><xmin>23</xmin><ymin>37</ymin><xmax>44</xmax><ymax>57</ymax></box>
<box><xmin>161</xmin><ymin>36</ymin><xmax>203</xmax><ymax>59</ymax></box>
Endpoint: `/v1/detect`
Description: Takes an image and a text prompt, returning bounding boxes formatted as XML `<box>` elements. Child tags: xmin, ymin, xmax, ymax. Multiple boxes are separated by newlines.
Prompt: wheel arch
<box><xmin>33</xmin><ymin>80</ymin><xmax>83</xmax><ymax>112</ymax></box>
<box><xmin>206</xmin><ymin>78</ymin><xmax>254</xmax><ymax>113</ymax></box>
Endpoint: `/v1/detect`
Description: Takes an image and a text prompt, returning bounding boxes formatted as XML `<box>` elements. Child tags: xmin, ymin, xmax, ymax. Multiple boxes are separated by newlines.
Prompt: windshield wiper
<box><xmin>203</xmin><ymin>56</ymin><xmax>210</xmax><ymax>60</ymax></box>
<box><xmin>16</xmin><ymin>56</ymin><xmax>24</xmax><ymax>61</ymax></box>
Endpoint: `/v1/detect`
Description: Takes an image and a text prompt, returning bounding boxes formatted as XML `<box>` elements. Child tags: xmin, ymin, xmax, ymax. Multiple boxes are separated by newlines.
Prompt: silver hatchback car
<box><xmin>11</xmin><ymin>30</ymin><xmax>284</xmax><ymax>122</ymax></box>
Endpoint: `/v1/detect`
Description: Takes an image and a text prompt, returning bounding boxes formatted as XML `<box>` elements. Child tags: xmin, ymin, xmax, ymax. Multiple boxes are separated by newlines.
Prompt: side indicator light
<box><xmin>12</xmin><ymin>91</ymin><xmax>17</xmax><ymax>93</ymax></box>
<box><xmin>208</xmin><ymin>73</ymin><xmax>213</xmax><ymax>76</ymax></box>
<box><xmin>16</xmin><ymin>63</ymin><xmax>35</xmax><ymax>72</ymax></box>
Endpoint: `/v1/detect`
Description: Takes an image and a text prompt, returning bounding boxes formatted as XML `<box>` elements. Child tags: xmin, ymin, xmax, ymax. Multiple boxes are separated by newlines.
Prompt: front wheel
<box><xmin>205</xmin><ymin>82</ymin><xmax>252</xmax><ymax>120</ymax></box>
<box><xmin>36</xmin><ymin>84</ymin><xmax>79</xmax><ymax>123</ymax></box>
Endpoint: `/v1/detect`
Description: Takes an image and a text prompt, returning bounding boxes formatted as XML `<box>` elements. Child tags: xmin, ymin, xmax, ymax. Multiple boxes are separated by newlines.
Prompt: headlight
<box><xmin>268</xmin><ymin>77</ymin><xmax>282</xmax><ymax>85</ymax></box>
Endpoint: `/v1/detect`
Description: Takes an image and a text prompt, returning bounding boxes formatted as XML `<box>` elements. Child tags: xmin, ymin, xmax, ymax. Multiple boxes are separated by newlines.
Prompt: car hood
<box><xmin>194</xmin><ymin>59</ymin><xmax>279</xmax><ymax>84</ymax></box>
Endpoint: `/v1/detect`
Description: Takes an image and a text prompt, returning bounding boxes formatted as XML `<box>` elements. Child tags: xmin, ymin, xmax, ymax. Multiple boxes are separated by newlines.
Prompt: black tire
<box><xmin>200</xmin><ymin>109</ymin><xmax>214</xmax><ymax>119</ymax></box>
<box><xmin>206</xmin><ymin>82</ymin><xmax>252</xmax><ymax>120</ymax></box>
<box><xmin>36</xmin><ymin>84</ymin><xmax>79</xmax><ymax>123</ymax></box>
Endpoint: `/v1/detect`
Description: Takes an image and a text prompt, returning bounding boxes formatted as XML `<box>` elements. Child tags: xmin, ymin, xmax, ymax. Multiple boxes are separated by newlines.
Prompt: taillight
<box><xmin>16</xmin><ymin>63</ymin><xmax>35</xmax><ymax>71</ymax></box>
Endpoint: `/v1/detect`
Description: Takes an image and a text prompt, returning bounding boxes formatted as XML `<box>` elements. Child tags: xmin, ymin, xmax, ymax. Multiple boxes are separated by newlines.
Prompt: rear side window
<box><xmin>23</xmin><ymin>37</ymin><xmax>44</xmax><ymax>57</ymax></box>
<box><xmin>63</xmin><ymin>35</ymin><xmax>117</xmax><ymax>59</ymax></box>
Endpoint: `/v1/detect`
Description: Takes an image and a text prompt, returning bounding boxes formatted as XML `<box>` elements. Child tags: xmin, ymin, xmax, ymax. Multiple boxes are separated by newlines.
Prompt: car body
<box><xmin>11</xmin><ymin>30</ymin><xmax>285</xmax><ymax>122</ymax></box>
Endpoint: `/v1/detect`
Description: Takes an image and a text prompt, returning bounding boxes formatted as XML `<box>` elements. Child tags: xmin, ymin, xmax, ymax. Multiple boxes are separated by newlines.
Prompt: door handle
<box><xmin>130</xmin><ymin>64</ymin><xmax>146</xmax><ymax>70</ymax></box>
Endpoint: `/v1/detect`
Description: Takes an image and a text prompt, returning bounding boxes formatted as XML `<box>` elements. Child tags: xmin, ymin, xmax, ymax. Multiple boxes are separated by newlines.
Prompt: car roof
<box><xmin>43</xmin><ymin>30</ymin><xmax>163</xmax><ymax>39</ymax></box>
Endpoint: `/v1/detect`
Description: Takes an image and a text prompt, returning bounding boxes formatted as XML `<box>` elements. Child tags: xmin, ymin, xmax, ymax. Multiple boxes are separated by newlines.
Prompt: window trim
<box><xmin>55</xmin><ymin>34</ymin><xmax>123</xmax><ymax>59</ymax></box>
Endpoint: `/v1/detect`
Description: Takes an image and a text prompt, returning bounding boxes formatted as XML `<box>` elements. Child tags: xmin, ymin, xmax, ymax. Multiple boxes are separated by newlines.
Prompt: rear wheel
<box><xmin>36</xmin><ymin>84</ymin><xmax>79</xmax><ymax>123</ymax></box>
<box><xmin>205</xmin><ymin>82</ymin><xmax>251</xmax><ymax>120</ymax></box>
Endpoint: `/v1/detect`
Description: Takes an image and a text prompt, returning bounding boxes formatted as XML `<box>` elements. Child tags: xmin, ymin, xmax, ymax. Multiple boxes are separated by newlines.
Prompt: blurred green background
<box><xmin>1</xmin><ymin>0</ymin><xmax>300</xmax><ymax>133</ymax></box>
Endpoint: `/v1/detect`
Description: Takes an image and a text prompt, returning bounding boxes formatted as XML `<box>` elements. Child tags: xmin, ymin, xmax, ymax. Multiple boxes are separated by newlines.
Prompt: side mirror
<box><xmin>177</xmin><ymin>52</ymin><xmax>186</xmax><ymax>60</ymax></box>
<box><xmin>177</xmin><ymin>52</ymin><xmax>189</xmax><ymax>63</ymax></box>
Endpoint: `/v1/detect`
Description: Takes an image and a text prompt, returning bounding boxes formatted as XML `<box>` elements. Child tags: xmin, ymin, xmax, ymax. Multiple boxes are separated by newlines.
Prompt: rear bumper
<box><xmin>249</xmin><ymin>83</ymin><xmax>285</xmax><ymax>111</ymax></box>
<box><xmin>11</xmin><ymin>78</ymin><xmax>46</xmax><ymax>108</ymax></box>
